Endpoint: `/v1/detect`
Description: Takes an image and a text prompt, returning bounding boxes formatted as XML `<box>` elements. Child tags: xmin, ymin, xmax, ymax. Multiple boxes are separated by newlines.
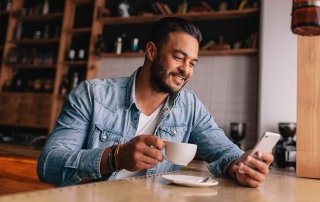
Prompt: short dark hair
<box><xmin>149</xmin><ymin>17</ymin><xmax>202</xmax><ymax>48</ymax></box>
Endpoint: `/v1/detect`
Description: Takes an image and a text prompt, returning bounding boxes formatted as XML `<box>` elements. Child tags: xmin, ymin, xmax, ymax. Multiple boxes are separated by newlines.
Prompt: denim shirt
<box><xmin>37</xmin><ymin>69</ymin><xmax>244</xmax><ymax>186</ymax></box>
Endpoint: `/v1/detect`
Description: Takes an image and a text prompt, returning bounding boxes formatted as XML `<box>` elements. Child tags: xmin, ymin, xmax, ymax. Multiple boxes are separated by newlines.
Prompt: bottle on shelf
<box><xmin>43</xmin><ymin>25</ymin><xmax>50</xmax><ymax>39</ymax></box>
<box><xmin>33</xmin><ymin>30</ymin><xmax>42</xmax><ymax>39</ymax></box>
<box><xmin>115</xmin><ymin>37</ymin><xmax>123</xmax><ymax>55</ymax></box>
<box><xmin>14</xmin><ymin>22</ymin><xmax>23</xmax><ymax>40</ymax></box>
<box><xmin>25</xmin><ymin>79</ymin><xmax>34</xmax><ymax>92</ymax></box>
<box><xmin>78</xmin><ymin>49</ymin><xmax>86</xmax><ymax>60</ymax></box>
<box><xmin>70</xmin><ymin>72</ymin><xmax>79</xmax><ymax>90</ymax></box>
<box><xmin>42</xmin><ymin>0</ymin><xmax>50</xmax><ymax>15</ymax></box>
<box><xmin>131</xmin><ymin>37</ymin><xmax>139</xmax><ymax>52</ymax></box>
<box><xmin>32</xmin><ymin>78</ymin><xmax>43</xmax><ymax>92</ymax></box>
<box><xmin>43</xmin><ymin>78</ymin><xmax>53</xmax><ymax>92</ymax></box>
<box><xmin>54</xmin><ymin>26</ymin><xmax>60</xmax><ymax>38</ymax></box>
<box><xmin>68</xmin><ymin>49</ymin><xmax>76</xmax><ymax>61</ymax></box>
<box><xmin>94</xmin><ymin>34</ymin><xmax>106</xmax><ymax>54</ymax></box>
<box><xmin>12</xmin><ymin>77</ymin><xmax>23</xmax><ymax>92</ymax></box>
<box><xmin>6</xmin><ymin>0</ymin><xmax>12</xmax><ymax>12</ymax></box>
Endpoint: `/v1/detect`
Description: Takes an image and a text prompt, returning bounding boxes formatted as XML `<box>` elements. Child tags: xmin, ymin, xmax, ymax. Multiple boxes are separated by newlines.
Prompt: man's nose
<box><xmin>179</xmin><ymin>60</ymin><xmax>190</xmax><ymax>74</ymax></box>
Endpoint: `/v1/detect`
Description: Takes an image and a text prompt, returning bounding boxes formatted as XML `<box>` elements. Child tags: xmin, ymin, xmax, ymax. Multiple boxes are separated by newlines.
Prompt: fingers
<box><xmin>237</xmin><ymin>161</ymin><xmax>266</xmax><ymax>182</ymax></box>
<box><xmin>131</xmin><ymin>151</ymin><xmax>162</xmax><ymax>168</ymax></box>
<box><xmin>139</xmin><ymin>142</ymin><xmax>164</xmax><ymax>162</ymax></box>
<box><xmin>135</xmin><ymin>135</ymin><xmax>164</xmax><ymax>161</ymax></box>
<box><xmin>119</xmin><ymin>135</ymin><xmax>165</xmax><ymax>171</ymax></box>
<box><xmin>143</xmin><ymin>135</ymin><xmax>165</xmax><ymax>150</ymax></box>
<box><xmin>234</xmin><ymin>151</ymin><xmax>274</xmax><ymax>188</ymax></box>
<box><xmin>234</xmin><ymin>163</ymin><xmax>264</xmax><ymax>188</ymax></box>
<box><xmin>252</xmin><ymin>151</ymin><xmax>274</xmax><ymax>165</ymax></box>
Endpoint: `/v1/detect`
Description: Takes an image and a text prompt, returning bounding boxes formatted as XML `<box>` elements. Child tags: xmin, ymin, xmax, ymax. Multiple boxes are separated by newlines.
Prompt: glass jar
<box><xmin>291</xmin><ymin>0</ymin><xmax>320</xmax><ymax>36</ymax></box>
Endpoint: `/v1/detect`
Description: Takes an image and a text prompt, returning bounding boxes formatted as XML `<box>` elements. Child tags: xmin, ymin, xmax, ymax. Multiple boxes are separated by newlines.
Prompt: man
<box><xmin>37</xmin><ymin>17</ymin><xmax>273</xmax><ymax>188</ymax></box>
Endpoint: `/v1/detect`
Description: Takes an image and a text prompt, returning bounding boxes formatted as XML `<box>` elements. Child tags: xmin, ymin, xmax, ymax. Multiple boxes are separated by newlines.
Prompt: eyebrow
<box><xmin>174</xmin><ymin>49</ymin><xmax>199</xmax><ymax>63</ymax></box>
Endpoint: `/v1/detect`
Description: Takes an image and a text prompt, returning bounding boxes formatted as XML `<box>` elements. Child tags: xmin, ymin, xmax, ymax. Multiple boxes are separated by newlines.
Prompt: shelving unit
<box><xmin>64</xmin><ymin>27</ymin><xmax>91</xmax><ymax>34</ymax></box>
<box><xmin>98</xmin><ymin>8</ymin><xmax>259</xmax><ymax>25</ymax></box>
<box><xmin>0</xmin><ymin>0</ymin><xmax>103</xmax><ymax>149</ymax></box>
<box><xmin>100</xmin><ymin>48</ymin><xmax>258</xmax><ymax>58</ymax></box>
<box><xmin>13</xmin><ymin>12</ymin><xmax>63</xmax><ymax>22</ymax></box>
<box><xmin>95</xmin><ymin>1</ymin><xmax>260</xmax><ymax>58</ymax></box>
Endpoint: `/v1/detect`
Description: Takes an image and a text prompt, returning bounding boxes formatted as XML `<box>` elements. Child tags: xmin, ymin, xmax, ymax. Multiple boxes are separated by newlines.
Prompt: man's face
<box><xmin>150</xmin><ymin>32</ymin><xmax>199</xmax><ymax>93</ymax></box>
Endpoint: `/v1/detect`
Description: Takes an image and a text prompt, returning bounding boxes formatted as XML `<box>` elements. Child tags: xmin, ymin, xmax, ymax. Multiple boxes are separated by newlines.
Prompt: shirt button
<box><xmin>101</xmin><ymin>134</ymin><xmax>107</xmax><ymax>142</ymax></box>
<box><xmin>173</xmin><ymin>130</ymin><xmax>177</xmax><ymax>135</ymax></box>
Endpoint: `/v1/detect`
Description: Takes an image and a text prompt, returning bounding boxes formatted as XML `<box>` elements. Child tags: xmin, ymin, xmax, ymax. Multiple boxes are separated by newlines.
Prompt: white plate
<box><xmin>161</xmin><ymin>174</ymin><xmax>218</xmax><ymax>188</ymax></box>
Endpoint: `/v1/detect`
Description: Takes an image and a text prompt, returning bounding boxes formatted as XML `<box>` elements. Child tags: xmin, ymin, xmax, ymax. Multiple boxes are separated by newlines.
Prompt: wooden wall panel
<box><xmin>296</xmin><ymin>36</ymin><xmax>320</xmax><ymax>178</ymax></box>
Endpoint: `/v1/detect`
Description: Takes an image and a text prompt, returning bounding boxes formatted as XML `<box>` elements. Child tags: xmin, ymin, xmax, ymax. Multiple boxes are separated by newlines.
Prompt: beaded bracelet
<box><xmin>114</xmin><ymin>144</ymin><xmax>122</xmax><ymax>171</ymax></box>
<box><xmin>108</xmin><ymin>145</ymin><xmax>116</xmax><ymax>172</ymax></box>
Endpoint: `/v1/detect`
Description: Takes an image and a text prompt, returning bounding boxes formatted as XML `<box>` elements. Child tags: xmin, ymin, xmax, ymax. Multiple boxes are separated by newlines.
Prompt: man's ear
<box><xmin>145</xmin><ymin>42</ymin><xmax>157</xmax><ymax>61</ymax></box>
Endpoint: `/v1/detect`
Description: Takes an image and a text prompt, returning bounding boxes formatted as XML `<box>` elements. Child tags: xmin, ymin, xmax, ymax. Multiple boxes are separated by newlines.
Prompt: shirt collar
<box><xmin>125</xmin><ymin>67</ymin><xmax>181</xmax><ymax>111</ymax></box>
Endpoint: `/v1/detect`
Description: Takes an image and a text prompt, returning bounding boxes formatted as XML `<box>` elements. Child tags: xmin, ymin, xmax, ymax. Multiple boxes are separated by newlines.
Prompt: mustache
<box><xmin>171</xmin><ymin>71</ymin><xmax>188</xmax><ymax>80</ymax></box>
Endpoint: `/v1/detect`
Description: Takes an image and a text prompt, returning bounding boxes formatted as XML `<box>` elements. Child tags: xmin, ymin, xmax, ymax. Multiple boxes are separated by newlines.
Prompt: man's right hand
<box><xmin>117</xmin><ymin>135</ymin><xmax>165</xmax><ymax>171</ymax></box>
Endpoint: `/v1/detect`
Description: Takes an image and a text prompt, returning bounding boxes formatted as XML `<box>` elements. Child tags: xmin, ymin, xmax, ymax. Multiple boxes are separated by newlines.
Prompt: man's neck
<box><xmin>135</xmin><ymin>67</ymin><xmax>168</xmax><ymax>116</ymax></box>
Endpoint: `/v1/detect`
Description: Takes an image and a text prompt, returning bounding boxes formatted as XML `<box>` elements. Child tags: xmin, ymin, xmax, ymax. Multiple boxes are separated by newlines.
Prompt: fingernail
<box><xmin>238</xmin><ymin>169</ymin><xmax>245</xmax><ymax>174</ymax></box>
<box><xmin>247</xmin><ymin>156</ymin><xmax>252</xmax><ymax>162</ymax></box>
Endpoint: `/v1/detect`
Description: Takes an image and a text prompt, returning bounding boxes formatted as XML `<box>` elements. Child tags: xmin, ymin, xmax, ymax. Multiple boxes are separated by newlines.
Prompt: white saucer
<box><xmin>161</xmin><ymin>174</ymin><xmax>218</xmax><ymax>188</ymax></box>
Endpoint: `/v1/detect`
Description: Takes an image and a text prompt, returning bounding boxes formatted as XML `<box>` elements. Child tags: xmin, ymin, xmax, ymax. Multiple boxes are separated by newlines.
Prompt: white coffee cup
<box><xmin>164</xmin><ymin>141</ymin><xmax>197</xmax><ymax>166</ymax></box>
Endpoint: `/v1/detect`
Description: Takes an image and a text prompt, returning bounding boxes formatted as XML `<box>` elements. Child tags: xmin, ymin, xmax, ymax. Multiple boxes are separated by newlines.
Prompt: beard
<box><xmin>150</xmin><ymin>56</ymin><xmax>189</xmax><ymax>94</ymax></box>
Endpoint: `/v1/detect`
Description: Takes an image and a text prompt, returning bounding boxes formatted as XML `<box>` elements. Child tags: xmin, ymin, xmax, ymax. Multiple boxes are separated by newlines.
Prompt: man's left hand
<box><xmin>230</xmin><ymin>151</ymin><xmax>274</xmax><ymax>188</ymax></box>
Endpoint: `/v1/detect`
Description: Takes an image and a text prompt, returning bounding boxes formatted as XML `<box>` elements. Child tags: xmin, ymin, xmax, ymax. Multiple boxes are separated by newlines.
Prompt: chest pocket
<box><xmin>157</xmin><ymin>126</ymin><xmax>188</xmax><ymax>142</ymax></box>
<box><xmin>89</xmin><ymin>124</ymin><xmax>122</xmax><ymax>148</ymax></box>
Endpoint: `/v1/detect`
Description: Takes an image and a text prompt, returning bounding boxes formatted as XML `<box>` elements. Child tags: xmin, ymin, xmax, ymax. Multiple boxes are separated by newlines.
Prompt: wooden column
<box><xmin>297</xmin><ymin>36</ymin><xmax>320</xmax><ymax>178</ymax></box>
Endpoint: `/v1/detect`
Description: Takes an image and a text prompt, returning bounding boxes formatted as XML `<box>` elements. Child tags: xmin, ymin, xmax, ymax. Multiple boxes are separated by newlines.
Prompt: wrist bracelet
<box><xmin>114</xmin><ymin>144</ymin><xmax>122</xmax><ymax>171</ymax></box>
<box><xmin>108</xmin><ymin>145</ymin><xmax>116</xmax><ymax>172</ymax></box>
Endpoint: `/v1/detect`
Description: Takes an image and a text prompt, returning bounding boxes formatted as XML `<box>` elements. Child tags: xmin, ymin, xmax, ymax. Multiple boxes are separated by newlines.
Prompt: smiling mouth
<box><xmin>171</xmin><ymin>73</ymin><xmax>187</xmax><ymax>81</ymax></box>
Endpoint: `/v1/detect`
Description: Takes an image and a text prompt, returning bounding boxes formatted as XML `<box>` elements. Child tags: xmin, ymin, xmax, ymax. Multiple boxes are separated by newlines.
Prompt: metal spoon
<box><xmin>198</xmin><ymin>177</ymin><xmax>211</xmax><ymax>183</ymax></box>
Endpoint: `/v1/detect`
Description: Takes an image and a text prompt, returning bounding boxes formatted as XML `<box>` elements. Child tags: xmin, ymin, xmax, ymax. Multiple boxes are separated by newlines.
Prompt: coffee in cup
<box><xmin>164</xmin><ymin>141</ymin><xmax>197</xmax><ymax>166</ymax></box>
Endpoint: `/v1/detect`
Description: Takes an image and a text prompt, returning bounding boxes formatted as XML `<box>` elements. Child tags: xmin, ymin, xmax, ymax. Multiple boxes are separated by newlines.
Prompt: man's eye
<box><xmin>174</xmin><ymin>55</ymin><xmax>183</xmax><ymax>60</ymax></box>
<box><xmin>190</xmin><ymin>62</ymin><xmax>196</xmax><ymax>68</ymax></box>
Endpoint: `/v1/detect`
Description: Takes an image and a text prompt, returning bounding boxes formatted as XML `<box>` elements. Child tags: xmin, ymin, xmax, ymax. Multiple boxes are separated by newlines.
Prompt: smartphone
<box><xmin>238</xmin><ymin>132</ymin><xmax>280</xmax><ymax>174</ymax></box>
<box><xmin>250</xmin><ymin>132</ymin><xmax>281</xmax><ymax>156</ymax></box>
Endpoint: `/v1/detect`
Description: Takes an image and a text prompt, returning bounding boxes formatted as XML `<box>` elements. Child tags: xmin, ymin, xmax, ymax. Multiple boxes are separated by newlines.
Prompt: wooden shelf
<box><xmin>98</xmin><ymin>9</ymin><xmax>259</xmax><ymax>25</ymax></box>
<box><xmin>62</xmin><ymin>60</ymin><xmax>88</xmax><ymax>66</ymax></box>
<box><xmin>199</xmin><ymin>48</ymin><xmax>258</xmax><ymax>56</ymax></box>
<box><xmin>99</xmin><ymin>51</ymin><xmax>144</xmax><ymax>58</ymax></box>
<box><xmin>4</xmin><ymin>64</ymin><xmax>56</xmax><ymax>69</ymax></box>
<box><xmin>99</xmin><ymin>48</ymin><xmax>258</xmax><ymax>58</ymax></box>
<box><xmin>13</xmin><ymin>12</ymin><xmax>63</xmax><ymax>22</ymax></box>
<box><xmin>10</xmin><ymin>38</ymin><xmax>60</xmax><ymax>45</ymax></box>
<box><xmin>64</xmin><ymin>27</ymin><xmax>91</xmax><ymax>35</ymax></box>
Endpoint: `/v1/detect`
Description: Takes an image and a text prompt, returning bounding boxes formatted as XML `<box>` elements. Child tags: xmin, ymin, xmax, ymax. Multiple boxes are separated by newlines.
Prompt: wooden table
<box><xmin>0</xmin><ymin>161</ymin><xmax>320</xmax><ymax>202</ymax></box>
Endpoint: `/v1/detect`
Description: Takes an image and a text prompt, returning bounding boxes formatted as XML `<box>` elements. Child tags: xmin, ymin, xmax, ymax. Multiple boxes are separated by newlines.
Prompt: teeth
<box><xmin>175</xmin><ymin>75</ymin><xmax>184</xmax><ymax>80</ymax></box>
